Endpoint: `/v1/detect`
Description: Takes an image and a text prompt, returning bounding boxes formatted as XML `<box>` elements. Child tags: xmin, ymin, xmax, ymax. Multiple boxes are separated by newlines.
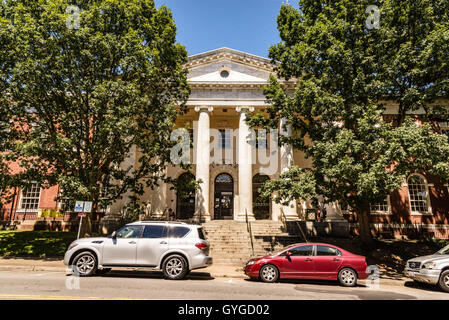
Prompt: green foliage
<box><xmin>250</xmin><ymin>0</ymin><xmax>449</xmax><ymax>243</ymax></box>
<box><xmin>0</xmin><ymin>231</ymin><xmax>77</xmax><ymax>257</ymax></box>
<box><xmin>1</xmin><ymin>1</ymin><xmax>190</xmax><ymax>215</ymax></box>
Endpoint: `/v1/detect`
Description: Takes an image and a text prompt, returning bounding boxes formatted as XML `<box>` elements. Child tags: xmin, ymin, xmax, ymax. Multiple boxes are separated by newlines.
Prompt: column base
<box><xmin>281</xmin><ymin>204</ymin><xmax>300</xmax><ymax>221</ymax></box>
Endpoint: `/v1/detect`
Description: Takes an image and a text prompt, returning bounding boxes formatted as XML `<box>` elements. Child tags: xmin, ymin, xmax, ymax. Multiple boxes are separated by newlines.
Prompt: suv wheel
<box><xmin>438</xmin><ymin>270</ymin><xmax>449</xmax><ymax>293</ymax></box>
<box><xmin>259</xmin><ymin>264</ymin><xmax>279</xmax><ymax>283</ymax></box>
<box><xmin>338</xmin><ymin>268</ymin><xmax>358</xmax><ymax>287</ymax></box>
<box><xmin>72</xmin><ymin>252</ymin><xmax>97</xmax><ymax>277</ymax></box>
<box><xmin>162</xmin><ymin>255</ymin><xmax>188</xmax><ymax>280</ymax></box>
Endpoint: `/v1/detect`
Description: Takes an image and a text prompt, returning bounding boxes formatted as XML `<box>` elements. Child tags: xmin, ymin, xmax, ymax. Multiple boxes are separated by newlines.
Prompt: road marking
<box><xmin>0</xmin><ymin>294</ymin><xmax>140</xmax><ymax>300</ymax></box>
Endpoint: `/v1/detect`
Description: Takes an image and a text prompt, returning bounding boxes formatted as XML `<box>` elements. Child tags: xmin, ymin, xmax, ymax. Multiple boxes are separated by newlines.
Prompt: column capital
<box><xmin>236</xmin><ymin>106</ymin><xmax>255</xmax><ymax>113</ymax></box>
<box><xmin>194</xmin><ymin>106</ymin><xmax>213</xmax><ymax>112</ymax></box>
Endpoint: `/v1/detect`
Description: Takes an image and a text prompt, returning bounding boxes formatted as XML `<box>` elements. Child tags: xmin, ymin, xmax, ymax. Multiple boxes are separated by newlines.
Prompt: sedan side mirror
<box><xmin>285</xmin><ymin>251</ymin><xmax>292</xmax><ymax>258</ymax></box>
<box><xmin>111</xmin><ymin>231</ymin><xmax>117</xmax><ymax>239</ymax></box>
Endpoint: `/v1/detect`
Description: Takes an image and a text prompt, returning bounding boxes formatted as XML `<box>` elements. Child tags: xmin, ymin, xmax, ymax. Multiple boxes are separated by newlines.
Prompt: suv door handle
<box><xmin>305</xmin><ymin>258</ymin><xmax>313</xmax><ymax>262</ymax></box>
<box><xmin>128</xmin><ymin>241</ymin><xmax>137</xmax><ymax>244</ymax></box>
<box><xmin>160</xmin><ymin>241</ymin><xmax>167</xmax><ymax>244</ymax></box>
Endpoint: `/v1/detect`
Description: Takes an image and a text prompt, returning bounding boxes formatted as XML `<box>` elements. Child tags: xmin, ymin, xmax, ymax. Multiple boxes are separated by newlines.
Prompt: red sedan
<box><xmin>244</xmin><ymin>243</ymin><xmax>369</xmax><ymax>286</ymax></box>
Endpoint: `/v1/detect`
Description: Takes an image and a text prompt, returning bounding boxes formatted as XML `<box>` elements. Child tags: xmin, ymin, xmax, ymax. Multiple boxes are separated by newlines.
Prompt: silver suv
<box><xmin>64</xmin><ymin>221</ymin><xmax>212</xmax><ymax>280</ymax></box>
<box><xmin>405</xmin><ymin>244</ymin><xmax>449</xmax><ymax>292</ymax></box>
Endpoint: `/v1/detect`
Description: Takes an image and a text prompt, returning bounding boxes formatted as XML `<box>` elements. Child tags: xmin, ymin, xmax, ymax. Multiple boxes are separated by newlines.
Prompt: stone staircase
<box><xmin>202</xmin><ymin>220</ymin><xmax>253</xmax><ymax>265</ymax></box>
<box><xmin>202</xmin><ymin>220</ymin><xmax>305</xmax><ymax>266</ymax></box>
<box><xmin>251</xmin><ymin>220</ymin><xmax>304</xmax><ymax>257</ymax></box>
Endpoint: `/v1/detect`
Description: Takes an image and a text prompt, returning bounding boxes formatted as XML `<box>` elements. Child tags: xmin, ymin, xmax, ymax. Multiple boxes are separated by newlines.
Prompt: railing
<box><xmin>280</xmin><ymin>207</ymin><xmax>308</xmax><ymax>243</ymax></box>
<box><xmin>245</xmin><ymin>209</ymin><xmax>255</xmax><ymax>257</ymax></box>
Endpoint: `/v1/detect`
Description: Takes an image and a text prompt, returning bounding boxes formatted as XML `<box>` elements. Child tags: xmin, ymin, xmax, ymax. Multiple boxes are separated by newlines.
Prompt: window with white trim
<box><xmin>370</xmin><ymin>196</ymin><xmax>390</xmax><ymax>214</ymax></box>
<box><xmin>20</xmin><ymin>183</ymin><xmax>41</xmax><ymax>211</ymax></box>
<box><xmin>407</xmin><ymin>175</ymin><xmax>431</xmax><ymax>214</ymax></box>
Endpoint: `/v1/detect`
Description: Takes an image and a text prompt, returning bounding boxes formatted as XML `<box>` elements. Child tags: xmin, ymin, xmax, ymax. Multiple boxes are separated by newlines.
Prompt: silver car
<box><xmin>64</xmin><ymin>221</ymin><xmax>212</xmax><ymax>280</ymax></box>
<box><xmin>404</xmin><ymin>244</ymin><xmax>449</xmax><ymax>292</ymax></box>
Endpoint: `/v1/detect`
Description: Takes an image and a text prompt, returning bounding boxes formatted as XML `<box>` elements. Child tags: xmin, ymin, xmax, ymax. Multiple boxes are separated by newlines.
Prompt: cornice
<box><xmin>186</xmin><ymin>51</ymin><xmax>274</xmax><ymax>73</ymax></box>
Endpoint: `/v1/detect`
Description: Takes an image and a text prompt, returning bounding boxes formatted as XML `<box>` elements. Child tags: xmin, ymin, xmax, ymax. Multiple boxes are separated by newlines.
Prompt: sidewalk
<box><xmin>0</xmin><ymin>257</ymin><xmax>246</xmax><ymax>278</ymax></box>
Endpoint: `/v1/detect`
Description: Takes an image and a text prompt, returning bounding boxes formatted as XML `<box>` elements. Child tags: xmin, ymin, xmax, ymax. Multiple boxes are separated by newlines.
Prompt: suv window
<box><xmin>116</xmin><ymin>225</ymin><xmax>142</xmax><ymax>238</ymax></box>
<box><xmin>169</xmin><ymin>226</ymin><xmax>191</xmax><ymax>238</ymax></box>
<box><xmin>142</xmin><ymin>225</ymin><xmax>167</xmax><ymax>239</ymax></box>
<box><xmin>316</xmin><ymin>245</ymin><xmax>341</xmax><ymax>256</ymax></box>
<box><xmin>197</xmin><ymin>227</ymin><xmax>206</xmax><ymax>240</ymax></box>
<box><xmin>286</xmin><ymin>245</ymin><xmax>314</xmax><ymax>256</ymax></box>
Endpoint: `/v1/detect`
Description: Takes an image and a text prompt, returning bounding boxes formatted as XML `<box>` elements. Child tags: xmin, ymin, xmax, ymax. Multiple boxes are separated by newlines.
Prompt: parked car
<box><xmin>244</xmin><ymin>243</ymin><xmax>369</xmax><ymax>286</ymax></box>
<box><xmin>64</xmin><ymin>221</ymin><xmax>212</xmax><ymax>280</ymax></box>
<box><xmin>404</xmin><ymin>244</ymin><xmax>449</xmax><ymax>292</ymax></box>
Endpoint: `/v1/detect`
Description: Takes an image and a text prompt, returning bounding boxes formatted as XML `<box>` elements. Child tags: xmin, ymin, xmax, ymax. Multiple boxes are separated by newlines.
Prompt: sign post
<box><xmin>75</xmin><ymin>201</ymin><xmax>93</xmax><ymax>239</ymax></box>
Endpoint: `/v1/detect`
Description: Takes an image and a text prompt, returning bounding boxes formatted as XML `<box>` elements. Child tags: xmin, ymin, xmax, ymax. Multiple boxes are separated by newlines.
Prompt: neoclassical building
<box><xmin>2</xmin><ymin>48</ymin><xmax>449</xmax><ymax>238</ymax></box>
<box><xmin>108</xmin><ymin>47</ymin><xmax>321</xmax><ymax>223</ymax></box>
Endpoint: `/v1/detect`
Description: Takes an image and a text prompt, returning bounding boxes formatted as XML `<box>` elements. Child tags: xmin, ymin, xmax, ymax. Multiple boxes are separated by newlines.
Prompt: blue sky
<box><xmin>154</xmin><ymin>0</ymin><xmax>297</xmax><ymax>58</ymax></box>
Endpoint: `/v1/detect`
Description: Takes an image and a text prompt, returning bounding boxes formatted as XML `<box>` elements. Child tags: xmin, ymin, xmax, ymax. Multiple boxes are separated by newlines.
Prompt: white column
<box><xmin>279</xmin><ymin>117</ymin><xmax>299</xmax><ymax>221</ymax></box>
<box><xmin>236</xmin><ymin>106</ymin><xmax>255</xmax><ymax>221</ymax></box>
<box><xmin>194</xmin><ymin>106</ymin><xmax>213</xmax><ymax>222</ymax></box>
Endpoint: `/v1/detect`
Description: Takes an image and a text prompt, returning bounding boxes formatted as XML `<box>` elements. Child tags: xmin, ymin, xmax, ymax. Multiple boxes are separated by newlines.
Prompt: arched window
<box><xmin>407</xmin><ymin>174</ymin><xmax>431</xmax><ymax>214</ymax></box>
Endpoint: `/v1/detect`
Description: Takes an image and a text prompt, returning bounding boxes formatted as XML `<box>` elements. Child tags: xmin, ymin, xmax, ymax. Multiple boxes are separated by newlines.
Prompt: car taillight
<box><xmin>195</xmin><ymin>243</ymin><xmax>208</xmax><ymax>250</ymax></box>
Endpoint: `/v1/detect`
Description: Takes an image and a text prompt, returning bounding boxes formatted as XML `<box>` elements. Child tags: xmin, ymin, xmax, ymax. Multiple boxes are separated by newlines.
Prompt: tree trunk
<box><xmin>80</xmin><ymin>214</ymin><xmax>93</xmax><ymax>238</ymax></box>
<box><xmin>357</xmin><ymin>205</ymin><xmax>374</xmax><ymax>245</ymax></box>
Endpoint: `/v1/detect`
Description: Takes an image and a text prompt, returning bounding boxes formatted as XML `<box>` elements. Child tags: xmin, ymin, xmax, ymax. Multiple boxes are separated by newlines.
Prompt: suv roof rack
<box><xmin>130</xmin><ymin>221</ymin><xmax>187</xmax><ymax>225</ymax></box>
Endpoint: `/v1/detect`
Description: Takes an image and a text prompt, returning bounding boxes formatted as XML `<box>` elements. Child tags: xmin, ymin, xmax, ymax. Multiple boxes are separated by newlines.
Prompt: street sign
<box><xmin>78</xmin><ymin>212</ymin><xmax>86</xmax><ymax>217</ymax></box>
<box><xmin>83</xmin><ymin>201</ymin><xmax>93</xmax><ymax>213</ymax></box>
<box><xmin>74</xmin><ymin>201</ymin><xmax>84</xmax><ymax>213</ymax></box>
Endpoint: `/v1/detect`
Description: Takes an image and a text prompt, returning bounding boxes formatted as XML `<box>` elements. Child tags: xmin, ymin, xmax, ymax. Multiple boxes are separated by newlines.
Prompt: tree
<box><xmin>249</xmin><ymin>1</ymin><xmax>449</xmax><ymax>244</ymax></box>
<box><xmin>4</xmin><ymin>0</ymin><xmax>190</xmax><ymax>234</ymax></box>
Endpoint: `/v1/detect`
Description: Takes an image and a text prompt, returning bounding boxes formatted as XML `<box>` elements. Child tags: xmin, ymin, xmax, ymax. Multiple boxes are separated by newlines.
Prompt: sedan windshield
<box><xmin>437</xmin><ymin>245</ymin><xmax>449</xmax><ymax>255</ymax></box>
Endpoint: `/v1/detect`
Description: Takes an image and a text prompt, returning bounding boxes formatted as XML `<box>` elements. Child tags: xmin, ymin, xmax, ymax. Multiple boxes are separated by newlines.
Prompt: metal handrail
<box><xmin>245</xmin><ymin>209</ymin><xmax>255</xmax><ymax>257</ymax></box>
<box><xmin>280</xmin><ymin>207</ymin><xmax>308</xmax><ymax>243</ymax></box>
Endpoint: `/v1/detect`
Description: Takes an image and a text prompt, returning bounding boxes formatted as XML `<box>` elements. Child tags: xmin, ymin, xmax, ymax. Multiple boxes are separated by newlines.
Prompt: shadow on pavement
<box><xmin>91</xmin><ymin>269</ymin><xmax>215</xmax><ymax>281</ymax></box>
<box><xmin>292</xmin><ymin>286</ymin><xmax>417</xmax><ymax>300</ymax></box>
<box><xmin>404</xmin><ymin>280</ymin><xmax>445</xmax><ymax>293</ymax></box>
<box><xmin>244</xmin><ymin>277</ymin><xmax>367</xmax><ymax>288</ymax></box>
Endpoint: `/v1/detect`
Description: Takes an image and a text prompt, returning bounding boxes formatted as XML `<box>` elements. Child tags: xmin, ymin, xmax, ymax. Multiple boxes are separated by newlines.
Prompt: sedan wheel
<box><xmin>260</xmin><ymin>264</ymin><xmax>279</xmax><ymax>283</ymax></box>
<box><xmin>73</xmin><ymin>252</ymin><xmax>97</xmax><ymax>277</ymax></box>
<box><xmin>162</xmin><ymin>255</ymin><xmax>188</xmax><ymax>280</ymax></box>
<box><xmin>338</xmin><ymin>268</ymin><xmax>357</xmax><ymax>287</ymax></box>
<box><xmin>438</xmin><ymin>270</ymin><xmax>449</xmax><ymax>293</ymax></box>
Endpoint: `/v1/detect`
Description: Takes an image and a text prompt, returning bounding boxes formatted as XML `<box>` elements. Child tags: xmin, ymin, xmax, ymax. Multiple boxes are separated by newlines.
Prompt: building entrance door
<box><xmin>214</xmin><ymin>173</ymin><xmax>234</xmax><ymax>220</ymax></box>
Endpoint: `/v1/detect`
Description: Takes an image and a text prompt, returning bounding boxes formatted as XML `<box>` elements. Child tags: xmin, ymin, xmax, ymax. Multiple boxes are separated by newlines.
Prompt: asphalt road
<box><xmin>0</xmin><ymin>269</ymin><xmax>448</xmax><ymax>300</ymax></box>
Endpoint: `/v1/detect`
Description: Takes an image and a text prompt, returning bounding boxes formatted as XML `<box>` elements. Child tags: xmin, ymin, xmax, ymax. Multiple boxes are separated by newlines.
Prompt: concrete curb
<box><xmin>0</xmin><ymin>264</ymin><xmax>248</xmax><ymax>279</ymax></box>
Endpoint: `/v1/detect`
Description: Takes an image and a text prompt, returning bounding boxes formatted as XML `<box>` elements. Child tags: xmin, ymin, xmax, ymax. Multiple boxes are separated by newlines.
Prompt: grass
<box><xmin>0</xmin><ymin>231</ymin><xmax>78</xmax><ymax>258</ymax></box>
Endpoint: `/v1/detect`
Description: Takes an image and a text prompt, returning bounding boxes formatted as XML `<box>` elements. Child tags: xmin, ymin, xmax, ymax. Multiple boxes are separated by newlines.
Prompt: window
<box><xmin>142</xmin><ymin>225</ymin><xmax>167</xmax><ymax>239</ymax></box>
<box><xmin>197</xmin><ymin>227</ymin><xmax>206</xmax><ymax>240</ymax></box>
<box><xmin>316</xmin><ymin>245</ymin><xmax>341</xmax><ymax>256</ymax></box>
<box><xmin>218</xmin><ymin>129</ymin><xmax>231</xmax><ymax>149</ymax></box>
<box><xmin>115</xmin><ymin>225</ymin><xmax>142</xmax><ymax>238</ymax></box>
<box><xmin>370</xmin><ymin>197</ymin><xmax>390</xmax><ymax>214</ymax></box>
<box><xmin>408</xmin><ymin>174</ymin><xmax>431</xmax><ymax>214</ymax></box>
<box><xmin>169</xmin><ymin>226</ymin><xmax>191</xmax><ymax>238</ymax></box>
<box><xmin>20</xmin><ymin>183</ymin><xmax>41</xmax><ymax>211</ymax></box>
<box><xmin>287</xmin><ymin>245</ymin><xmax>314</xmax><ymax>256</ymax></box>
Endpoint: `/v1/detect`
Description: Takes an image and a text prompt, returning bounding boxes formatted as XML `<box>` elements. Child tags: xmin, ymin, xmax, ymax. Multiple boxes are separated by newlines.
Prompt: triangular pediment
<box><xmin>186</xmin><ymin>48</ymin><xmax>274</xmax><ymax>84</ymax></box>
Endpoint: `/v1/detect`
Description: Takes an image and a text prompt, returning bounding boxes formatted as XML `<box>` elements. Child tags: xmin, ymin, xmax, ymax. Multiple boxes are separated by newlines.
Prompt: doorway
<box><xmin>214</xmin><ymin>173</ymin><xmax>234</xmax><ymax>220</ymax></box>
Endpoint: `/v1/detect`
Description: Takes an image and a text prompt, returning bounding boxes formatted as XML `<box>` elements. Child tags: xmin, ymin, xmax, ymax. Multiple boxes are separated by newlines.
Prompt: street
<box><xmin>0</xmin><ymin>268</ymin><xmax>448</xmax><ymax>300</ymax></box>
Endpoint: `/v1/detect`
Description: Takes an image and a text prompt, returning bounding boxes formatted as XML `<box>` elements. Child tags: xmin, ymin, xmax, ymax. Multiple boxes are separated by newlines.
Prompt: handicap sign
<box><xmin>74</xmin><ymin>201</ymin><xmax>84</xmax><ymax>213</ymax></box>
